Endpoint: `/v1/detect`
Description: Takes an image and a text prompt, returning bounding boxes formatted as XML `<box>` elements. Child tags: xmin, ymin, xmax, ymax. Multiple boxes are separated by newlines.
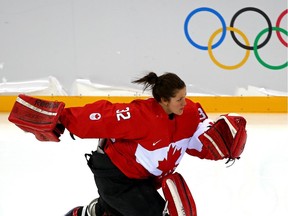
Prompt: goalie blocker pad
<box><xmin>162</xmin><ymin>172</ymin><xmax>197</xmax><ymax>216</ymax></box>
<box><xmin>198</xmin><ymin>113</ymin><xmax>247</xmax><ymax>161</ymax></box>
<box><xmin>8</xmin><ymin>94</ymin><xmax>65</xmax><ymax>142</ymax></box>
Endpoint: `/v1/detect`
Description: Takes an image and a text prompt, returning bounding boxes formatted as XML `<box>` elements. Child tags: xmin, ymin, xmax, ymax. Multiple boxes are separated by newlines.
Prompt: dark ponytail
<box><xmin>132</xmin><ymin>72</ymin><xmax>158</xmax><ymax>91</ymax></box>
<box><xmin>132</xmin><ymin>72</ymin><xmax>186</xmax><ymax>102</ymax></box>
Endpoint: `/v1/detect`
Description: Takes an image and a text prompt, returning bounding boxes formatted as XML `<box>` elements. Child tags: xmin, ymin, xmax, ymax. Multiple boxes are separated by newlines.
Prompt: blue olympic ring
<box><xmin>184</xmin><ymin>7</ymin><xmax>227</xmax><ymax>51</ymax></box>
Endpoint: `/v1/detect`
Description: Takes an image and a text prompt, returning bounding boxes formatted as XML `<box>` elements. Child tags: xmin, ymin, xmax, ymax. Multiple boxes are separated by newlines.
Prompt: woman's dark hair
<box><xmin>132</xmin><ymin>72</ymin><xmax>186</xmax><ymax>102</ymax></box>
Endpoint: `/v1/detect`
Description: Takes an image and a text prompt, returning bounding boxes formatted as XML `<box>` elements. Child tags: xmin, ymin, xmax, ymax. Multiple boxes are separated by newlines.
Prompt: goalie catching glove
<box><xmin>195</xmin><ymin>113</ymin><xmax>247</xmax><ymax>162</ymax></box>
<box><xmin>8</xmin><ymin>94</ymin><xmax>65</xmax><ymax>142</ymax></box>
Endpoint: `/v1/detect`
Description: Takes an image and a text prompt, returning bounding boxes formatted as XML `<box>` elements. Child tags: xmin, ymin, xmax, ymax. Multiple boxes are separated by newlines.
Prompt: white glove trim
<box><xmin>16</xmin><ymin>97</ymin><xmax>57</xmax><ymax>116</ymax></box>
<box><xmin>203</xmin><ymin>133</ymin><xmax>225</xmax><ymax>158</ymax></box>
<box><xmin>216</xmin><ymin>114</ymin><xmax>239</xmax><ymax>138</ymax></box>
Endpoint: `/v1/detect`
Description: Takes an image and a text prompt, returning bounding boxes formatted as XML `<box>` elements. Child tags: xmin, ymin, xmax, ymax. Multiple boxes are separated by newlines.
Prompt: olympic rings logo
<box><xmin>184</xmin><ymin>7</ymin><xmax>288</xmax><ymax>70</ymax></box>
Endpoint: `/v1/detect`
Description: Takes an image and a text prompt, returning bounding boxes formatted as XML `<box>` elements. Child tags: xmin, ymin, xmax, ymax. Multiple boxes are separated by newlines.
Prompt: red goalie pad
<box><xmin>198</xmin><ymin>113</ymin><xmax>247</xmax><ymax>161</ymax></box>
<box><xmin>162</xmin><ymin>172</ymin><xmax>197</xmax><ymax>216</ymax></box>
<box><xmin>8</xmin><ymin>94</ymin><xmax>65</xmax><ymax>142</ymax></box>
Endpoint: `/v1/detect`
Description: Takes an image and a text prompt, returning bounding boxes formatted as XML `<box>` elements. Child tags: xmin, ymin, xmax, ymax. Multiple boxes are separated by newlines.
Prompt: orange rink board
<box><xmin>0</xmin><ymin>96</ymin><xmax>287</xmax><ymax>113</ymax></box>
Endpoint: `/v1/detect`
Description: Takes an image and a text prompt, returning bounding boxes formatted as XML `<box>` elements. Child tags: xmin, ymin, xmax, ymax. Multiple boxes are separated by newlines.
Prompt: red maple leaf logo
<box><xmin>157</xmin><ymin>145</ymin><xmax>181</xmax><ymax>174</ymax></box>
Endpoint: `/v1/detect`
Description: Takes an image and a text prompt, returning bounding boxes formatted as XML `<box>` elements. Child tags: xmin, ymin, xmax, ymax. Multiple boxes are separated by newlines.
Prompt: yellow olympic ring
<box><xmin>208</xmin><ymin>27</ymin><xmax>250</xmax><ymax>70</ymax></box>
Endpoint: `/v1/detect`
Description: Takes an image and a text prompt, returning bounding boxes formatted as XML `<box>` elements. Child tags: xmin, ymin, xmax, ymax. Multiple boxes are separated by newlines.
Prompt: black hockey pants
<box><xmin>86</xmin><ymin>150</ymin><xmax>166</xmax><ymax>216</ymax></box>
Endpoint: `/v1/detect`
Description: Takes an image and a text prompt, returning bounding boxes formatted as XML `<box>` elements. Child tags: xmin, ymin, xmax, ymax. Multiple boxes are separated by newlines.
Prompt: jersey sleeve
<box><xmin>185</xmin><ymin>100</ymin><xmax>212</xmax><ymax>158</ymax></box>
<box><xmin>59</xmin><ymin>100</ymin><xmax>148</xmax><ymax>139</ymax></box>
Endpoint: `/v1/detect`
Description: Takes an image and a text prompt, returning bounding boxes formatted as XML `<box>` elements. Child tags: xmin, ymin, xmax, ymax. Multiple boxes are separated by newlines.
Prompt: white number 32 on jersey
<box><xmin>116</xmin><ymin>107</ymin><xmax>131</xmax><ymax>121</ymax></box>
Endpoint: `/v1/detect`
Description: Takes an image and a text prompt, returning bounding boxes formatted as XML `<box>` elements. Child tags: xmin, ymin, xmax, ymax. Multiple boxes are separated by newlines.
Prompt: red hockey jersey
<box><xmin>60</xmin><ymin>98</ymin><xmax>207</xmax><ymax>179</ymax></box>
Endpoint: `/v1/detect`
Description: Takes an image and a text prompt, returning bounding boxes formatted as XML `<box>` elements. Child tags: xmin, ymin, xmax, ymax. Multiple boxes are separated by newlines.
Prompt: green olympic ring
<box><xmin>254</xmin><ymin>27</ymin><xmax>288</xmax><ymax>70</ymax></box>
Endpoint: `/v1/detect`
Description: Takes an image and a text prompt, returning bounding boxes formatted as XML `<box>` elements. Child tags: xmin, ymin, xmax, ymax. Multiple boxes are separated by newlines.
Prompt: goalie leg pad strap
<box><xmin>162</xmin><ymin>172</ymin><xmax>197</xmax><ymax>216</ymax></box>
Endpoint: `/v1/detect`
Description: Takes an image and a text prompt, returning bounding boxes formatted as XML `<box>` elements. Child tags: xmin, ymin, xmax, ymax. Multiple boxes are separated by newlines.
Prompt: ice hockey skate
<box><xmin>64</xmin><ymin>198</ymin><xmax>107</xmax><ymax>216</ymax></box>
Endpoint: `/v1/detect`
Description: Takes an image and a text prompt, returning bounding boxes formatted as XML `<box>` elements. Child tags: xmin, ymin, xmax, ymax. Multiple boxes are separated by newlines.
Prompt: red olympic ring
<box><xmin>276</xmin><ymin>9</ymin><xmax>288</xmax><ymax>47</ymax></box>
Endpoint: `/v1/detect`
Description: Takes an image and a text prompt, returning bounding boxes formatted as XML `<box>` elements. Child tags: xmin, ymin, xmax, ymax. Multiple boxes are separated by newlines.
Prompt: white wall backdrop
<box><xmin>0</xmin><ymin>0</ymin><xmax>287</xmax><ymax>95</ymax></box>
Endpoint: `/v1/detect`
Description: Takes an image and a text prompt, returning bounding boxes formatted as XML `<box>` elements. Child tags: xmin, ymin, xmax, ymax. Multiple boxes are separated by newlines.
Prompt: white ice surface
<box><xmin>0</xmin><ymin>113</ymin><xmax>287</xmax><ymax>216</ymax></box>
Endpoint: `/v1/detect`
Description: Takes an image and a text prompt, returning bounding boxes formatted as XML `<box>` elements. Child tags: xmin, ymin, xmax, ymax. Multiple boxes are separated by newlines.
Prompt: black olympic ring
<box><xmin>230</xmin><ymin>7</ymin><xmax>273</xmax><ymax>50</ymax></box>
